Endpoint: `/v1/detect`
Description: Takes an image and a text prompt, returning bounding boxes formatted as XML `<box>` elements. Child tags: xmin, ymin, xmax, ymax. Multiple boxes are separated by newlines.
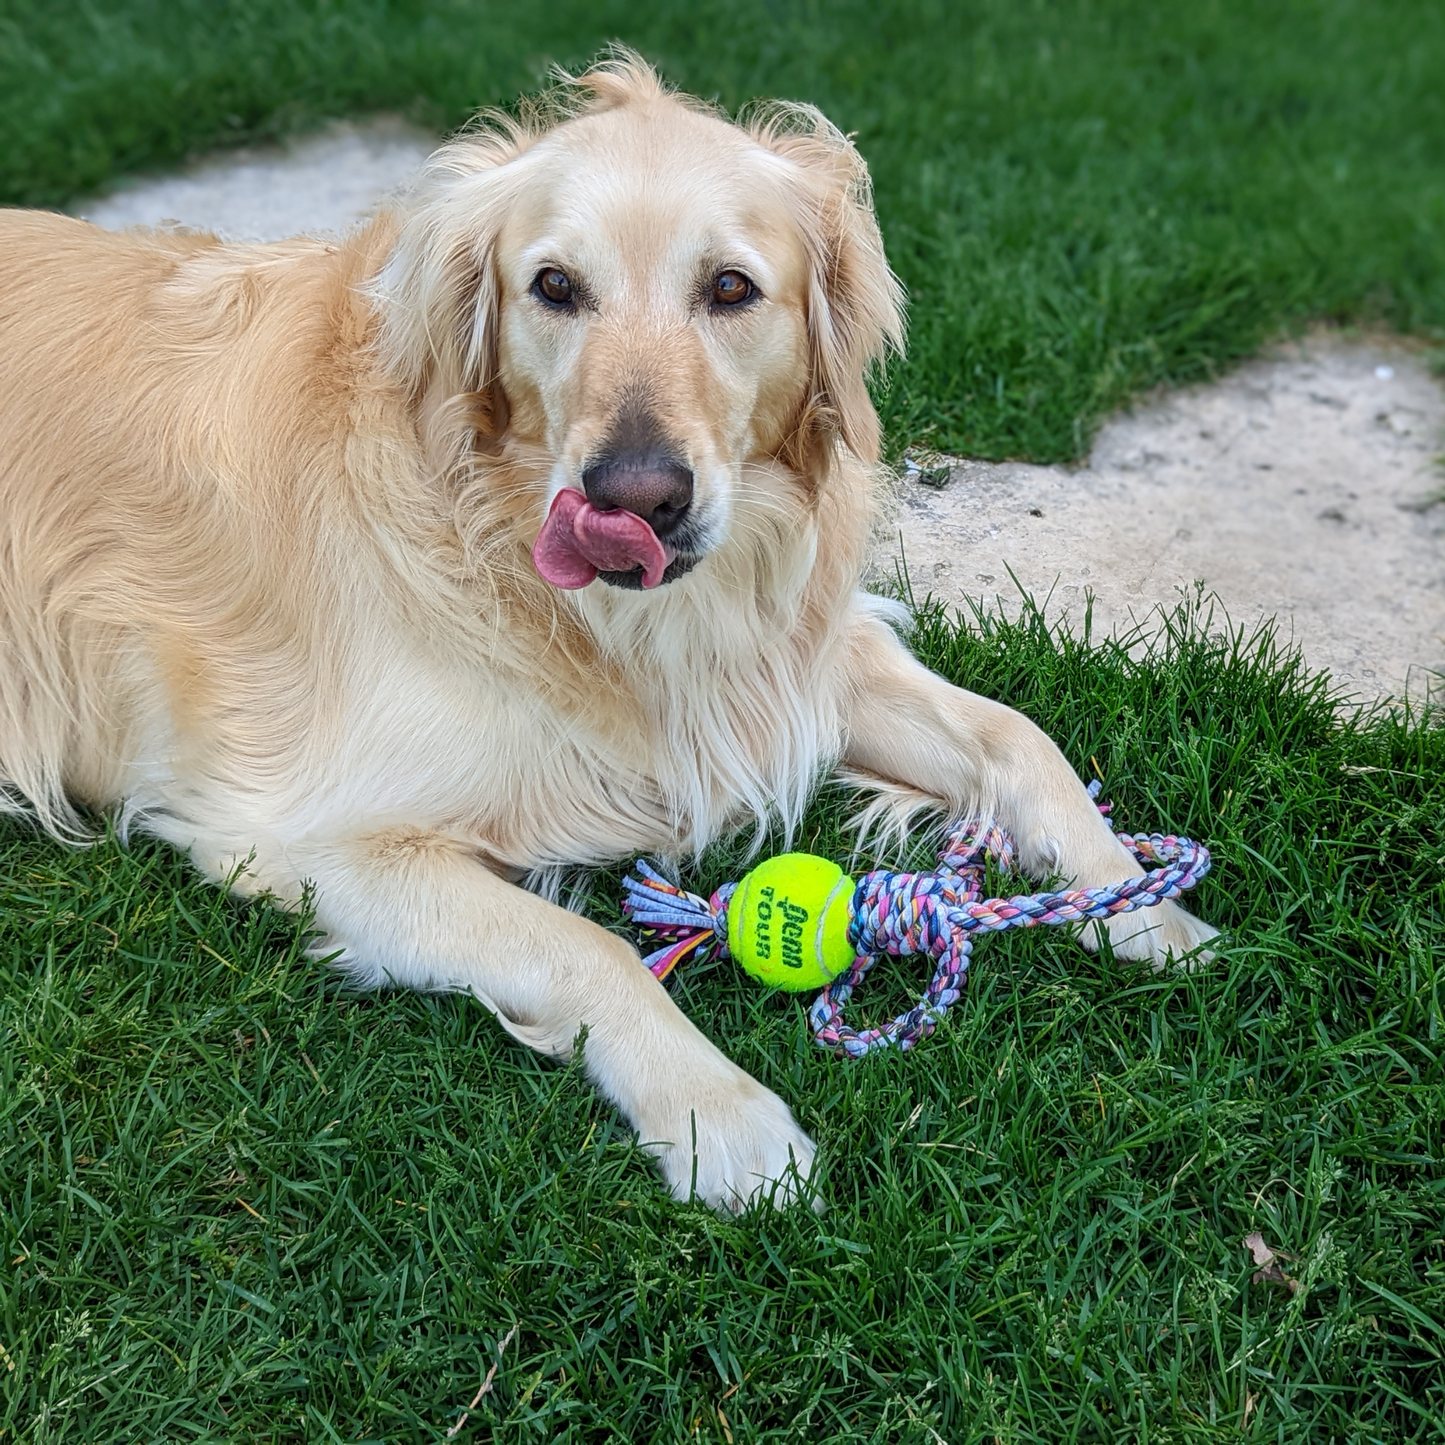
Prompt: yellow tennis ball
<box><xmin>727</xmin><ymin>853</ymin><xmax>856</xmax><ymax>992</ymax></box>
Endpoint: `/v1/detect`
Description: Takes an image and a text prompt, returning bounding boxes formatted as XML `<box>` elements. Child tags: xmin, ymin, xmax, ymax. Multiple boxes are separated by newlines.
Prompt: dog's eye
<box><xmin>534</xmin><ymin>268</ymin><xmax>575</xmax><ymax>307</ymax></box>
<box><xmin>711</xmin><ymin>270</ymin><xmax>755</xmax><ymax>308</ymax></box>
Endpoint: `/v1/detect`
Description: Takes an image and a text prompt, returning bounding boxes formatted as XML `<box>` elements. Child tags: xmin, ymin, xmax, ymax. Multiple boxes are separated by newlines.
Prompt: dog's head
<box><xmin>374</xmin><ymin>53</ymin><xmax>904</xmax><ymax>599</ymax></box>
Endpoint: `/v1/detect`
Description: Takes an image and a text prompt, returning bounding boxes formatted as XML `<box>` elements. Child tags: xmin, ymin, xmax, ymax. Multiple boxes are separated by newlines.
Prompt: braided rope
<box><xmin>621</xmin><ymin>788</ymin><xmax>1210</xmax><ymax>1058</ymax></box>
<box><xmin>811</xmin><ymin>823</ymin><xmax>1208</xmax><ymax>1057</ymax></box>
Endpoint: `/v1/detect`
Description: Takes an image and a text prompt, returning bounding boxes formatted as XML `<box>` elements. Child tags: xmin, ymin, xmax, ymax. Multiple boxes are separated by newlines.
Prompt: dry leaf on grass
<box><xmin>1243</xmin><ymin>1231</ymin><xmax>1300</xmax><ymax>1294</ymax></box>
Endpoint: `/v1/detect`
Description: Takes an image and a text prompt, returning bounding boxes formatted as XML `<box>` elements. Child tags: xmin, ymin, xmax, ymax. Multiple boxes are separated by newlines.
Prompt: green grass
<box><xmin>3</xmin><ymin>0</ymin><xmax>1444</xmax><ymax>460</ymax></box>
<box><xmin>3</xmin><ymin>597</ymin><xmax>1443</xmax><ymax>1442</ymax></box>
<box><xmin>3</xmin><ymin>4</ymin><xmax>1445</xmax><ymax>1438</ymax></box>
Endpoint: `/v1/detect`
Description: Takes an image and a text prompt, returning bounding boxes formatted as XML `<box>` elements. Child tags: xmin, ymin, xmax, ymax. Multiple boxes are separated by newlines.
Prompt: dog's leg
<box><xmin>287</xmin><ymin>828</ymin><xmax>816</xmax><ymax>1212</ymax></box>
<box><xmin>840</xmin><ymin>609</ymin><xmax>1217</xmax><ymax>967</ymax></box>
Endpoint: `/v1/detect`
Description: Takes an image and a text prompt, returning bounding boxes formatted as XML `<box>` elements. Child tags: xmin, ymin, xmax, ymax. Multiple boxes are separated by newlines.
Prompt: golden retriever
<box><xmin>0</xmin><ymin>55</ymin><xmax>1215</xmax><ymax>1210</ymax></box>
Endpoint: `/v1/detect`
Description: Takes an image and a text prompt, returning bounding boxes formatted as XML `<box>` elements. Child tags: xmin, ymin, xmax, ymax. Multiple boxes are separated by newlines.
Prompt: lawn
<box><xmin>3</xmin><ymin>2</ymin><xmax>1445</xmax><ymax>1441</ymax></box>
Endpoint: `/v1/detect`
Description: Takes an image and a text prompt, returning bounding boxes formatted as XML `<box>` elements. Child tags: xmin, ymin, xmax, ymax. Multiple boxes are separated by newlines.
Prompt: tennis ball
<box><xmin>727</xmin><ymin>853</ymin><xmax>856</xmax><ymax>992</ymax></box>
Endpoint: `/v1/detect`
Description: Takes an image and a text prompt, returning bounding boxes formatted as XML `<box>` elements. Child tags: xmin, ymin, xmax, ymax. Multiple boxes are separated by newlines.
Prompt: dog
<box><xmin>0</xmin><ymin>54</ymin><xmax>1215</xmax><ymax>1211</ymax></box>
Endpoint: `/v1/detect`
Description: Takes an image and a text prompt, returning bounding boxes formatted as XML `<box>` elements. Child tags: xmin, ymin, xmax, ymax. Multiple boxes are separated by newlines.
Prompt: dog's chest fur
<box><xmin>341</xmin><ymin>572</ymin><xmax>854</xmax><ymax>872</ymax></box>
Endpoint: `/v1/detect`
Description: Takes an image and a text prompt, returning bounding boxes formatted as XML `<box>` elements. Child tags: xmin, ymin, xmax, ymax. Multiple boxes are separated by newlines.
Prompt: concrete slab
<box><xmin>878</xmin><ymin>335</ymin><xmax>1444</xmax><ymax>701</ymax></box>
<box><xmin>74</xmin><ymin>116</ymin><xmax>435</xmax><ymax>241</ymax></box>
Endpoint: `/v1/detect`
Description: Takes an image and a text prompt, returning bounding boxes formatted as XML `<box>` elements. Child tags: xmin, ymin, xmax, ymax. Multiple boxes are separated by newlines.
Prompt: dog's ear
<box><xmin>369</xmin><ymin>127</ymin><xmax>530</xmax><ymax>433</ymax></box>
<box><xmin>751</xmin><ymin>104</ymin><xmax>906</xmax><ymax>465</ymax></box>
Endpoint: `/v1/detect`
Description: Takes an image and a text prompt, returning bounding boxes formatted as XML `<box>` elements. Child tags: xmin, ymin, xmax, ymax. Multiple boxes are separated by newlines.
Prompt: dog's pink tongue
<box><xmin>574</xmin><ymin>504</ymin><xmax>671</xmax><ymax>585</ymax></box>
<box><xmin>532</xmin><ymin>489</ymin><xmax>672</xmax><ymax>590</ymax></box>
<box><xmin>532</xmin><ymin>490</ymin><xmax>599</xmax><ymax>589</ymax></box>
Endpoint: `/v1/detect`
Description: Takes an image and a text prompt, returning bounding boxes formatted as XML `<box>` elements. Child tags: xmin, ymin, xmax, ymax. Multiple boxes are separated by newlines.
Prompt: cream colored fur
<box><xmin>0</xmin><ymin>56</ymin><xmax>1215</xmax><ymax>1211</ymax></box>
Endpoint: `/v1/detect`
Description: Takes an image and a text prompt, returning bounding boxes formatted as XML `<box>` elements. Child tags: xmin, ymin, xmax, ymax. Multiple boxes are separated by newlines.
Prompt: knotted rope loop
<box><xmin>812</xmin><ymin>817</ymin><xmax>1002</xmax><ymax>1058</ymax></box>
<box><xmin>811</xmin><ymin>817</ymin><xmax>1210</xmax><ymax>1056</ymax></box>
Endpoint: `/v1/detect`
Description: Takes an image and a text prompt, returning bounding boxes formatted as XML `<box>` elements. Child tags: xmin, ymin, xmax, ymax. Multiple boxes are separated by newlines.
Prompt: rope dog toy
<box><xmin>621</xmin><ymin>784</ymin><xmax>1210</xmax><ymax>1058</ymax></box>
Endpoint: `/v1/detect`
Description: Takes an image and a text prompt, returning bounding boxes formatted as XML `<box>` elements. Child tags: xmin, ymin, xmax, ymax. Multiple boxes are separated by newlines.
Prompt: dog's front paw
<box><xmin>639</xmin><ymin>1065</ymin><xmax>818</xmax><ymax>1214</ymax></box>
<box><xmin>1083</xmin><ymin>898</ymin><xmax>1219</xmax><ymax>972</ymax></box>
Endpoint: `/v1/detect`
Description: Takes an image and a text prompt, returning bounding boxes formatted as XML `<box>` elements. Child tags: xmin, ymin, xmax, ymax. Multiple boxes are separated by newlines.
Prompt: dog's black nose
<box><xmin>582</xmin><ymin>450</ymin><xmax>693</xmax><ymax>539</ymax></box>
